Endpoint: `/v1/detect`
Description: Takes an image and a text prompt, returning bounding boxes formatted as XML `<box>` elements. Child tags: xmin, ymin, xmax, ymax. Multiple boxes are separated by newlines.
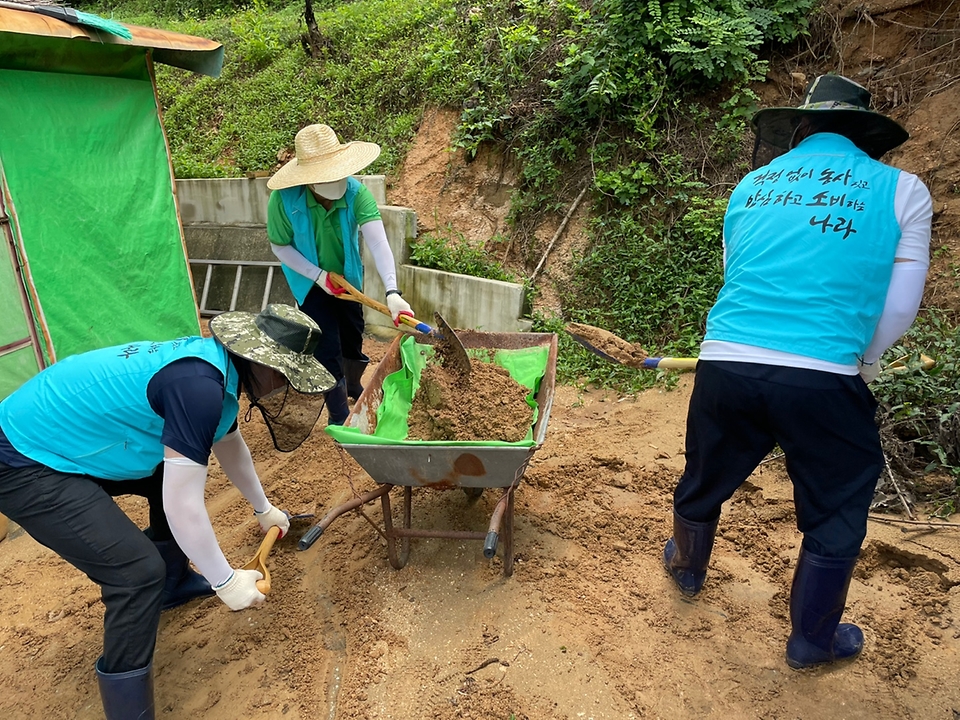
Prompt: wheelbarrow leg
<box><xmin>402</xmin><ymin>486</ymin><xmax>412</xmax><ymax>561</ymax></box>
<box><xmin>503</xmin><ymin>488</ymin><xmax>515</xmax><ymax>577</ymax></box>
<box><xmin>381</xmin><ymin>485</ymin><xmax>411</xmax><ymax>570</ymax></box>
<box><xmin>483</xmin><ymin>489</ymin><xmax>516</xmax><ymax>575</ymax></box>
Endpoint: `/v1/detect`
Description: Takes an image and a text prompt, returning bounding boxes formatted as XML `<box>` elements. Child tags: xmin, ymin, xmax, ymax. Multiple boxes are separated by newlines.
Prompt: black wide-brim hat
<box><xmin>751</xmin><ymin>74</ymin><xmax>909</xmax><ymax>160</ymax></box>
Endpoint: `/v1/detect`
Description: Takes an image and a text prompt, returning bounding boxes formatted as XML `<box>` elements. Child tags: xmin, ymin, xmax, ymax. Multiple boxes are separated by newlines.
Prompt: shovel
<box><xmin>567</xmin><ymin>322</ymin><xmax>934</xmax><ymax>375</ymax></box>
<box><xmin>242</xmin><ymin>525</ymin><xmax>281</xmax><ymax>594</ymax></box>
<box><xmin>565</xmin><ymin>322</ymin><xmax>697</xmax><ymax>371</ymax></box>
<box><xmin>328</xmin><ymin>272</ymin><xmax>472</xmax><ymax>379</ymax></box>
<box><xmin>431</xmin><ymin>311</ymin><xmax>472</xmax><ymax>380</ymax></box>
<box><xmin>327</xmin><ymin>272</ymin><xmax>434</xmax><ymax>334</ymax></box>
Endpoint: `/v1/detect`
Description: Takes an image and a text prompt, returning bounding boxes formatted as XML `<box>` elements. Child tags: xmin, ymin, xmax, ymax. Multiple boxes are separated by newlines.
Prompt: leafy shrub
<box><xmin>872</xmin><ymin>310</ymin><xmax>960</xmax><ymax>506</ymax></box>
<box><xmin>409</xmin><ymin>228</ymin><xmax>516</xmax><ymax>283</ymax></box>
<box><xmin>566</xmin><ymin>195</ymin><xmax>726</xmax><ymax>358</ymax></box>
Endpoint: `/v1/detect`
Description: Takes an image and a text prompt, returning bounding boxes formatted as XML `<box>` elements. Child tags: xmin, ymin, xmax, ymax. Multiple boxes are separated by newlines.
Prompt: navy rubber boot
<box><xmin>96</xmin><ymin>656</ymin><xmax>155</xmax><ymax>720</ymax></box>
<box><xmin>343</xmin><ymin>358</ymin><xmax>369</xmax><ymax>402</ymax></box>
<box><xmin>152</xmin><ymin>539</ymin><xmax>214</xmax><ymax>611</ymax></box>
<box><xmin>662</xmin><ymin>511</ymin><xmax>719</xmax><ymax>597</ymax></box>
<box><xmin>786</xmin><ymin>548</ymin><xmax>864</xmax><ymax>669</ymax></box>
<box><xmin>325</xmin><ymin>378</ymin><xmax>350</xmax><ymax>425</ymax></box>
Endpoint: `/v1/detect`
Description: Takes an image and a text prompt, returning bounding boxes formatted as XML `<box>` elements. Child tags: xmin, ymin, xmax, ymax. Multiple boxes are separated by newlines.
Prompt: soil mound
<box><xmin>406</xmin><ymin>360</ymin><xmax>534</xmax><ymax>442</ymax></box>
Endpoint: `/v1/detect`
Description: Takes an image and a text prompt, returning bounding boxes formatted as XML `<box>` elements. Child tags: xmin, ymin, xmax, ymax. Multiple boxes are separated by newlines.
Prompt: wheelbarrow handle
<box><xmin>298</xmin><ymin>524</ymin><xmax>324</xmax><ymax>551</ymax></box>
<box><xmin>328</xmin><ymin>272</ymin><xmax>434</xmax><ymax>335</ymax></box>
<box><xmin>483</xmin><ymin>531</ymin><xmax>499</xmax><ymax>559</ymax></box>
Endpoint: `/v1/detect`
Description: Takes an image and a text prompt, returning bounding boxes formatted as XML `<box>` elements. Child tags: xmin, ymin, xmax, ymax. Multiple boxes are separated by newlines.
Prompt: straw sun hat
<box><xmin>751</xmin><ymin>74</ymin><xmax>909</xmax><ymax>160</ymax></box>
<box><xmin>267</xmin><ymin>124</ymin><xmax>381</xmax><ymax>190</ymax></box>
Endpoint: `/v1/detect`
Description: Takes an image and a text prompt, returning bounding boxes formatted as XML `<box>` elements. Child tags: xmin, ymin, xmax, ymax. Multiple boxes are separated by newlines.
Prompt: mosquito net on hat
<box><xmin>211</xmin><ymin>304</ymin><xmax>336</xmax><ymax>452</ymax></box>
<box><xmin>235</xmin><ymin>358</ymin><xmax>327</xmax><ymax>452</ymax></box>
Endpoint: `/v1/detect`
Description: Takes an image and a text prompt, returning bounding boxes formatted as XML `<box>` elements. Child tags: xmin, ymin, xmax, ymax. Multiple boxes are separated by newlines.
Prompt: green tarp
<box><xmin>326</xmin><ymin>337</ymin><xmax>549</xmax><ymax>447</ymax></box>
<box><xmin>0</xmin><ymin>65</ymin><xmax>200</xmax><ymax>395</ymax></box>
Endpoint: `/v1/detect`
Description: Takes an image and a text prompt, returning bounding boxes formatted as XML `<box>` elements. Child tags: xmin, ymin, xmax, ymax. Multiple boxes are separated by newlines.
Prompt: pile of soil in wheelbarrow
<box><xmin>406</xmin><ymin>359</ymin><xmax>534</xmax><ymax>442</ymax></box>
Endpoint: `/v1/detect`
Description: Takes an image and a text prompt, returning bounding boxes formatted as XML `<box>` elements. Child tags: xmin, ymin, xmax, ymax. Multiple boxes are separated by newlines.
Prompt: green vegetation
<box><xmin>81</xmin><ymin>0</ymin><xmax>959</xmax><ymax>503</ymax></box>
<box><xmin>873</xmin><ymin>311</ymin><xmax>960</xmax><ymax>506</ymax></box>
<box><xmin>409</xmin><ymin>227</ymin><xmax>516</xmax><ymax>284</ymax></box>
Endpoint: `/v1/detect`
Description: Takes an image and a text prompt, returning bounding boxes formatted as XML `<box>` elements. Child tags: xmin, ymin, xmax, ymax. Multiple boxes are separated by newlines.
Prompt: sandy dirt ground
<box><xmin>0</xmin><ymin>343</ymin><xmax>958</xmax><ymax>719</ymax></box>
<box><xmin>2</xmin><ymin>2</ymin><xmax>959</xmax><ymax>717</ymax></box>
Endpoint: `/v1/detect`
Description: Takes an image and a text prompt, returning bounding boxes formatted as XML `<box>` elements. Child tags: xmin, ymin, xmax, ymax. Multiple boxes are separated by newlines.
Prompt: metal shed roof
<box><xmin>0</xmin><ymin>5</ymin><xmax>223</xmax><ymax>77</ymax></box>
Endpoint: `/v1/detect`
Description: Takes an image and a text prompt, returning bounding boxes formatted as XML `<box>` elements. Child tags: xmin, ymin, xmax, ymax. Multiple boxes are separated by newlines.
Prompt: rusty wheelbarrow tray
<box><xmin>297</xmin><ymin>329</ymin><xmax>558</xmax><ymax>577</ymax></box>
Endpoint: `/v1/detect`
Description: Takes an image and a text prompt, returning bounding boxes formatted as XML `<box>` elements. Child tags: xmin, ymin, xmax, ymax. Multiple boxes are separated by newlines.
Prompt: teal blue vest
<box><xmin>278</xmin><ymin>178</ymin><xmax>364</xmax><ymax>304</ymax></box>
<box><xmin>0</xmin><ymin>337</ymin><xmax>239</xmax><ymax>480</ymax></box>
<box><xmin>706</xmin><ymin>134</ymin><xmax>902</xmax><ymax>364</ymax></box>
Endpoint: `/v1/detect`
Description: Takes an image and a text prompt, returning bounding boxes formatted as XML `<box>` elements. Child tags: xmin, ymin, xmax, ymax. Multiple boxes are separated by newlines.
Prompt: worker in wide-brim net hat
<box><xmin>265</xmin><ymin>123</ymin><xmax>417</xmax><ymax>426</ymax></box>
<box><xmin>663</xmin><ymin>74</ymin><xmax>933</xmax><ymax>672</ymax></box>
<box><xmin>0</xmin><ymin>302</ymin><xmax>334</xmax><ymax>719</ymax></box>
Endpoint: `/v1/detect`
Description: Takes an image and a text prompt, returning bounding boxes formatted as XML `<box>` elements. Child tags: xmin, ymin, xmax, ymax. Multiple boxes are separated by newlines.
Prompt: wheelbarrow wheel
<box><xmin>462</xmin><ymin>487</ymin><xmax>483</xmax><ymax>500</ymax></box>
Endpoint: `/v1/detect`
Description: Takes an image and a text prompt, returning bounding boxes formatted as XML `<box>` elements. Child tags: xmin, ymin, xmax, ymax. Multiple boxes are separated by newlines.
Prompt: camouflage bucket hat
<box><xmin>209</xmin><ymin>304</ymin><xmax>335</xmax><ymax>394</ymax></box>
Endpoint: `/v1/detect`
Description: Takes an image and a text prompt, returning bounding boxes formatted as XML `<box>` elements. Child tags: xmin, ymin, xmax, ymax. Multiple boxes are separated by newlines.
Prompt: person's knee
<box><xmin>123</xmin><ymin>549</ymin><xmax>167</xmax><ymax>600</ymax></box>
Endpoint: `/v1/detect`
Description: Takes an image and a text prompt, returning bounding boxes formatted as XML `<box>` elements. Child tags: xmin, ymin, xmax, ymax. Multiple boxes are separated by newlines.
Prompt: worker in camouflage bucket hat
<box><xmin>209</xmin><ymin>302</ymin><xmax>336</xmax><ymax>396</ymax></box>
<box><xmin>0</xmin><ymin>303</ymin><xmax>332</xmax><ymax>720</ymax></box>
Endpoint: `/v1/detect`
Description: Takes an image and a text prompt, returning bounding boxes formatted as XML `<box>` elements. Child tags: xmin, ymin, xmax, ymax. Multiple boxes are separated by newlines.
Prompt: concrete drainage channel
<box><xmin>176</xmin><ymin>177</ymin><xmax>532</xmax><ymax>333</ymax></box>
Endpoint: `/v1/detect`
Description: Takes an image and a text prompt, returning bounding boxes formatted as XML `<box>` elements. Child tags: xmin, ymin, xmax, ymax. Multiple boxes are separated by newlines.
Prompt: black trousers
<box><xmin>298</xmin><ymin>285</ymin><xmax>368</xmax><ymax>382</ymax></box>
<box><xmin>674</xmin><ymin>360</ymin><xmax>883</xmax><ymax>558</ymax></box>
<box><xmin>0</xmin><ymin>462</ymin><xmax>167</xmax><ymax>673</ymax></box>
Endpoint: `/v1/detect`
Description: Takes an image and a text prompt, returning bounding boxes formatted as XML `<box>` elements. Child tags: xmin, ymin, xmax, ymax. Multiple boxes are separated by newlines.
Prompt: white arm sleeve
<box><xmin>892</xmin><ymin>172</ymin><xmax>933</xmax><ymax>267</ymax></box>
<box><xmin>860</xmin><ymin>171</ymin><xmax>934</xmax><ymax>364</ymax></box>
<box><xmin>360</xmin><ymin>219</ymin><xmax>398</xmax><ymax>293</ymax></box>
<box><xmin>162</xmin><ymin>456</ymin><xmax>233</xmax><ymax>587</ymax></box>
<box><xmin>211</xmin><ymin>428</ymin><xmax>270</xmax><ymax>513</ymax></box>
<box><xmin>271</xmin><ymin>242</ymin><xmax>322</xmax><ymax>282</ymax></box>
<box><xmin>861</xmin><ymin>261</ymin><xmax>928</xmax><ymax>365</ymax></box>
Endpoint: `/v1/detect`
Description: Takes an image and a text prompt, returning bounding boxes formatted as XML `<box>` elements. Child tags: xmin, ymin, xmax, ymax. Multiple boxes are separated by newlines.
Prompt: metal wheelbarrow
<box><xmin>297</xmin><ymin>329</ymin><xmax>558</xmax><ymax>577</ymax></box>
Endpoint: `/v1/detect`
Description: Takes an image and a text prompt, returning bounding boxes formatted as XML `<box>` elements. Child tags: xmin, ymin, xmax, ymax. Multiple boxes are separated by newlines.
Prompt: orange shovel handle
<box><xmin>242</xmin><ymin>525</ymin><xmax>281</xmax><ymax>595</ymax></box>
<box><xmin>327</xmin><ymin>272</ymin><xmax>433</xmax><ymax>334</ymax></box>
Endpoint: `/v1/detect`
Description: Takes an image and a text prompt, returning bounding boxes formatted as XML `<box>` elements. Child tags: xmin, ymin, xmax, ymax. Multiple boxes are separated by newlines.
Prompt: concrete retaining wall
<box><xmin>175</xmin><ymin>177</ymin><xmax>530</xmax><ymax>334</ymax></box>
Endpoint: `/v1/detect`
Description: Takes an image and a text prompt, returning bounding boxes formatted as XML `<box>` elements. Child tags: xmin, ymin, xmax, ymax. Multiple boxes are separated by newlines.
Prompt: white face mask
<box><xmin>310</xmin><ymin>178</ymin><xmax>347</xmax><ymax>200</ymax></box>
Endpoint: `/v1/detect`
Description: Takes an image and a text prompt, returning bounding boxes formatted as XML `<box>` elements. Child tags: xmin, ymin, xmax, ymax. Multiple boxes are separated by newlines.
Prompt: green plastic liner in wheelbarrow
<box><xmin>325</xmin><ymin>335</ymin><xmax>549</xmax><ymax>447</ymax></box>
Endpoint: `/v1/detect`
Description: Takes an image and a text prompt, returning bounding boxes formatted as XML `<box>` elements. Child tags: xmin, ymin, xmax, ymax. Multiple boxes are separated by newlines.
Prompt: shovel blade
<box><xmin>433</xmin><ymin>312</ymin><xmax>472</xmax><ymax>379</ymax></box>
<box><xmin>564</xmin><ymin>322</ymin><xmax>648</xmax><ymax>368</ymax></box>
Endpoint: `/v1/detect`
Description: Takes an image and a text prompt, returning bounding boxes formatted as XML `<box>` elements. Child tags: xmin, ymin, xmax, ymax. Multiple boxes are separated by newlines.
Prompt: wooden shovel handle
<box><xmin>327</xmin><ymin>272</ymin><xmax>433</xmax><ymax>334</ymax></box>
<box><xmin>242</xmin><ymin>525</ymin><xmax>281</xmax><ymax>595</ymax></box>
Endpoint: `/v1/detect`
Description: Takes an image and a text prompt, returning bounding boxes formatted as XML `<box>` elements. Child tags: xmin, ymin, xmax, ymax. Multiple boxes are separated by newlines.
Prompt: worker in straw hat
<box><xmin>0</xmin><ymin>304</ymin><xmax>334</xmax><ymax>719</ymax></box>
<box><xmin>266</xmin><ymin>123</ymin><xmax>415</xmax><ymax>425</ymax></box>
<box><xmin>662</xmin><ymin>75</ymin><xmax>933</xmax><ymax>669</ymax></box>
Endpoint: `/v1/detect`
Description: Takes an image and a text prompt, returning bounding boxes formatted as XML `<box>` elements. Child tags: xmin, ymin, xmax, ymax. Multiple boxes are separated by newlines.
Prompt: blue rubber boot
<box><xmin>662</xmin><ymin>511</ymin><xmax>719</xmax><ymax>597</ymax></box>
<box><xmin>96</xmin><ymin>656</ymin><xmax>155</xmax><ymax>720</ymax></box>
<box><xmin>325</xmin><ymin>378</ymin><xmax>350</xmax><ymax>425</ymax></box>
<box><xmin>343</xmin><ymin>358</ymin><xmax>369</xmax><ymax>402</ymax></box>
<box><xmin>786</xmin><ymin>548</ymin><xmax>864</xmax><ymax>669</ymax></box>
<box><xmin>153</xmin><ymin>539</ymin><xmax>214</xmax><ymax>611</ymax></box>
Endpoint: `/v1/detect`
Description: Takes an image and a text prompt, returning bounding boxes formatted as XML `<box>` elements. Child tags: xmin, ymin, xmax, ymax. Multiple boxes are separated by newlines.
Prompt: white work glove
<box><xmin>316</xmin><ymin>270</ymin><xmax>346</xmax><ymax>296</ymax></box>
<box><xmin>858</xmin><ymin>359</ymin><xmax>881</xmax><ymax>384</ymax></box>
<box><xmin>214</xmin><ymin>569</ymin><xmax>266</xmax><ymax>611</ymax></box>
<box><xmin>386</xmin><ymin>291</ymin><xmax>414</xmax><ymax>327</ymax></box>
<box><xmin>255</xmin><ymin>503</ymin><xmax>290</xmax><ymax>539</ymax></box>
